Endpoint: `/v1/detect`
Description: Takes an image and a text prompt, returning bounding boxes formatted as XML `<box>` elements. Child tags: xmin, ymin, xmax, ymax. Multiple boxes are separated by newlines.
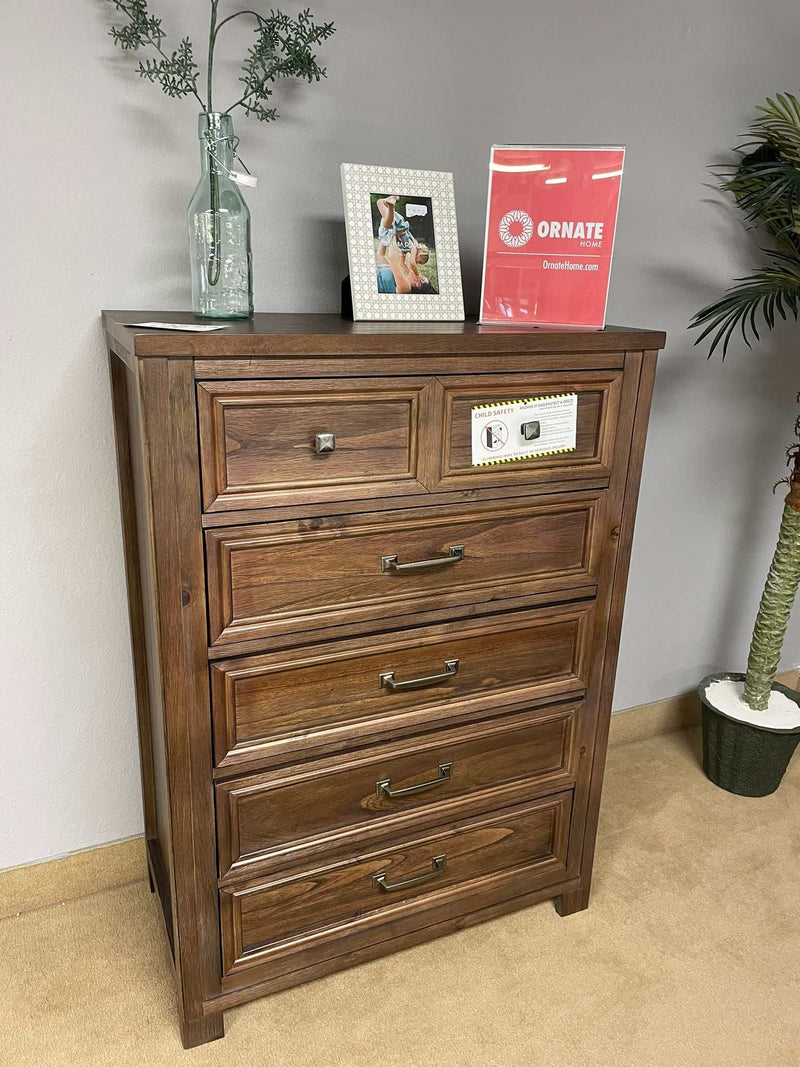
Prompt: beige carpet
<box><xmin>2</xmin><ymin>728</ymin><xmax>798</xmax><ymax>1067</ymax></box>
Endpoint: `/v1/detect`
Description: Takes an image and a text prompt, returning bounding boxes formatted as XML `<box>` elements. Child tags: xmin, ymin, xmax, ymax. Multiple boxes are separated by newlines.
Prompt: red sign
<box><xmin>480</xmin><ymin>145</ymin><xmax>625</xmax><ymax>329</ymax></box>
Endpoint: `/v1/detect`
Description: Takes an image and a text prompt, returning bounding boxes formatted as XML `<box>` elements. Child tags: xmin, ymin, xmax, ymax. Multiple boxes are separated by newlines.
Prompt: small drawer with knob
<box><xmin>214</xmin><ymin>703</ymin><xmax>579</xmax><ymax>882</ymax></box>
<box><xmin>196</xmin><ymin>377</ymin><xmax>438</xmax><ymax>512</ymax></box>
<box><xmin>219</xmin><ymin>790</ymin><xmax>572</xmax><ymax>981</ymax></box>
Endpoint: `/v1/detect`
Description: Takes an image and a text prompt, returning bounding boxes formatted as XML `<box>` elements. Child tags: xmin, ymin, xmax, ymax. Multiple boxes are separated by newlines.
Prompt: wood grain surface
<box><xmin>433</xmin><ymin>370</ymin><xmax>621</xmax><ymax>489</ymax></box>
<box><xmin>103</xmin><ymin>312</ymin><xmax>663</xmax><ymax>1045</ymax></box>
<box><xmin>205</xmin><ymin>492</ymin><xmax>604</xmax><ymax>647</ymax></box>
<box><xmin>102</xmin><ymin>311</ymin><xmax>666</xmax><ymax>360</ymax></box>
<box><xmin>216</xmin><ymin>705</ymin><xmax>579</xmax><ymax>881</ymax></box>
<box><xmin>210</xmin><ymin>602</ymin><xmax>594</xmax><ymax>771</ymax></box>
<box><xmin>197</xmin><ymin>377</ymin><xmax>437</xmax><ymax>511</ymax></box>
<box><xmin>220</xmin><ymin>793</ymin><xmax>572</xmax><ymax>977</ymax></box>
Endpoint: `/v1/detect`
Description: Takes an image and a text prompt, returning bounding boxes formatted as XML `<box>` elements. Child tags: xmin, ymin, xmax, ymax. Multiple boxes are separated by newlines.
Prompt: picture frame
<box><xmin>341</xmin><ymin>162</ymin><xmax>464</xmax><ymax>321</ymax></box>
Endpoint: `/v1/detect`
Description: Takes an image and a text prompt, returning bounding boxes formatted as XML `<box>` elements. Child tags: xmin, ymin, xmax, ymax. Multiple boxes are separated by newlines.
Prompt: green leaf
<box><xmin>692</xmin><ymin>92</ymin><xmax>800</xmax><ymax>355</ymax></box>
<box><xmin>136</xmin><ymin>36</ymin><xmax>199</xmax><ymax>99</ymax></box>
<box><xmin>231</xmin><ymin>8</ymin><xmax>336</xmax><ymax>120</ymax></box>
<box><xmin>106</xmin><ymin>0</ymin><xmax>199</xmax><ymax>103</ymax></box>
<box><xmin>690</xmin><ymin>250</ymin><xmax>800</xmax><ymax>357</ymax></box>
<box><xmin>722</xmin><ymin>159</ymin><xmax>800</xmax><ymax>240</ymax></box>
<box><xmin>749</xmin><ymin>93</ymin><xmax>800</xmax><ymax>165</ymax></box>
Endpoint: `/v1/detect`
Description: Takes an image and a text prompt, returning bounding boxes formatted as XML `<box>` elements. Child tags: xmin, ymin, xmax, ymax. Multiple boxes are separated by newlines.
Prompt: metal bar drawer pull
<box><xmin>381</xmin><ymin>545</ymin><xmax>465</xmax><ymax>573</ymax></box>
<box><xmin>373</xmin><ymin>854</ymin><xmax>447</xmax><ymax>893</ymax></box>
<box><xmin>379</xmin><ymin>658</ymin><xmax>459</xmax><ymax>693</ymax></box>
<box><xmin>376</xmin><ymin>762</ymin><xmax>453</xmax><ymax>799</ymax></box>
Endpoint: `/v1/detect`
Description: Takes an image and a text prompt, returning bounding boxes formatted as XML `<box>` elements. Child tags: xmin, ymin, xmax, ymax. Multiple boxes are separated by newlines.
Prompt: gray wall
<box><xmin>2</xmin><ymin>0</ymin><xmax>798</xmax><ymax>870</ymax></box>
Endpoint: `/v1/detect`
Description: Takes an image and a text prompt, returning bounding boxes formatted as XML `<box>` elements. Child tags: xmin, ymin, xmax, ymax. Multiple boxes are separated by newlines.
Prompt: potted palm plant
<box><xmin>691</xmin><ymin>93</ymin><xmax>800</xmax><ymax>796</ymax></box>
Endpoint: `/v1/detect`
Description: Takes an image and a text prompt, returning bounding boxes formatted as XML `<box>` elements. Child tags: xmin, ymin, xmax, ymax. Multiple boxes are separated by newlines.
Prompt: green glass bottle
<box><xmin>188</xmin><ymin>113</ymin><xmax>253</xmax><ymax>318</ymax></box>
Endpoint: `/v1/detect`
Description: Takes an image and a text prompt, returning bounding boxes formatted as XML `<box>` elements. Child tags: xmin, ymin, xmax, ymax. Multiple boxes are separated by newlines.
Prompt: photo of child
<box><xmin>370</xmin><ymin>194</ymin><xmax>439</xmax><ymax>294</ymax></box>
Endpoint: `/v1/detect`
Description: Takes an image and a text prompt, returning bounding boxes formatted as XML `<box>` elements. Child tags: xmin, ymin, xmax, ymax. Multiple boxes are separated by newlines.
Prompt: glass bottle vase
<box><xmin>188</xmin><ymin>112</ymin><xmax>253</xmax><ymax>318</ymax></box>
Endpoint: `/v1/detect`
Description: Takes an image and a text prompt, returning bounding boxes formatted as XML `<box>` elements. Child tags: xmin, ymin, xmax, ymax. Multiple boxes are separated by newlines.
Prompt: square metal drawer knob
<box><xmin>521</xmin><ymin>420</ymin><xmax>541</xmax><ymax>441</ymax></box>
<box><xmin>315</xmin><ymin>433</ymin><xmax>336</xmax><ymax>454</ymax></box>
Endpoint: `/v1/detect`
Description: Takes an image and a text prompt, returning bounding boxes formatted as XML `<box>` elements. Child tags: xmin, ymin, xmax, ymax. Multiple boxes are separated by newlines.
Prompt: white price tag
<box><xmin>121</xmin><ymin>321</ymin><xmax>230</xmax><ymax>332</ymax></box>
<box><xmin>471</xmin><ymin>393</ymin><xmax>578</xmax><ymax>466</ymax></box>
<box><xmin>229</xmin><ymin>171</ymin><xmax>258</xmax><ymax>188</ymax></box>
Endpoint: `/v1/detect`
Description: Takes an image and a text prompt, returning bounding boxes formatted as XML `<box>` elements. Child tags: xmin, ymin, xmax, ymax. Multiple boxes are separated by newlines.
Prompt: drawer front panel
<box><xmin>211</xmin><ymin>603</ymin><xmax>594</xmax><ymax>770</ymax></box>
<box><xmin>206</xmin><ymin>493</ymin><xmax>604</xmax><ymax>647</ymax></box>
<box><xmin>432</xmin><ymin>370</ymin><xmax>622</xmax><ymax>492</ymax></box>
<box><xmin>197</xmin><ymin>378</ymin><xmax>436</xmax><ymax>511</ymax></box>
<box><xmin>216</xmin><ymin>705</ymin><xmax>579</xmax><ymax>880</ymax></box>
<box><xmin>221</xmin><ymin>792</ymin><xmax>571</xmax><ymax>976</ymax></box>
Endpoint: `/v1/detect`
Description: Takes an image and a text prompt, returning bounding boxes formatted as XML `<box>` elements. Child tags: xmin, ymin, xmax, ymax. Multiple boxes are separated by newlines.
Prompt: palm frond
<box><xmin>721</xmin><ymin>159</ymin><xmax>800</xmax><ymax>250</ymax></box>
<box><xmin>723</xmin><ymin>161</ymin><xmax>800</xmax><ymax>220</ymax></box>
<box><xmin>748</xmin><ymin>93</ymin><xmax>800</xmax><ymax>165</ymax></box>
<box><xmin>690</xmin><ymin>250</ymin><xmax>800</xmax><ymax>357</ymax></box>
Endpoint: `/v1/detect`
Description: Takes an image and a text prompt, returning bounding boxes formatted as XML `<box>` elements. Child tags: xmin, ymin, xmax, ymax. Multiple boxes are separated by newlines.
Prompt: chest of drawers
<box><xmin>104</xmin><ymin>312</ymin><xmax>664</xmax><ymax>1048</ymax></box>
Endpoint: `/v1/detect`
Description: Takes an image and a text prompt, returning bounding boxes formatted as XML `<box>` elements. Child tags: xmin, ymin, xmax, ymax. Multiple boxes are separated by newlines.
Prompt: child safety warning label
<box><xmin>471</xmin><ymin>393</ymin><xmax>578</xmax><ymax>466</ymax></box>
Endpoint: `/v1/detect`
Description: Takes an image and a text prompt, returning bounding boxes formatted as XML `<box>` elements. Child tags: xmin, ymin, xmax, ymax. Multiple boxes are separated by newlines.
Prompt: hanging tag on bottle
<box><xmin>229</xmin><ymin>171</ymin><xmax>258</xmax><ymax>188</ymax></box>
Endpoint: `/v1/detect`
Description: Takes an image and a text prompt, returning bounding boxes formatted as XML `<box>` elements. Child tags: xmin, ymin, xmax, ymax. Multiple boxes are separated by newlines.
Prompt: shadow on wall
<box><xmin>649</xmin><ymin>258</ymin><xmax>799</xmax><ymax>676</ymax></box>
<box><xmin>292</xmin><ymin>216</ymin><xmax>351</xmax><ymax>313</ymax></box>
<box><xmin>4</xmin><ymin>324</ymin><xmax>143</xmax><ymax>867</ymax></box>
<box><xmin>105</xmin><ymin>101</ymin><xmax>189</xmax><ymax>304</ymax></box>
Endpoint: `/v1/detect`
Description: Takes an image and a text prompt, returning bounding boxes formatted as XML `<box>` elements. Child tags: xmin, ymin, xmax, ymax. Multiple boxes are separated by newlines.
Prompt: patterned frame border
<box><xmin>341</xmin><ymin>163</ymin><xmax>465</xmax><ymax>321</ymax></box>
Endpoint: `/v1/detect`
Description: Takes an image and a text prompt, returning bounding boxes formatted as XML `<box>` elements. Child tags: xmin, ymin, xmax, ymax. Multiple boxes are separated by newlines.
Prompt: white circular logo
<box><xmin>498</xmin><ymin>209</ymin><xmax>534</xmax><ymax>248</ymax></box>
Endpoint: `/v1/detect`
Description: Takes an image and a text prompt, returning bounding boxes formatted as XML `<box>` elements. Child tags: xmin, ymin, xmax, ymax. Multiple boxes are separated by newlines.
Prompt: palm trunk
<box><xmin>742</xmin><ymin>452</ymin><xmax>800</xmax><ymax>709</ymax></box>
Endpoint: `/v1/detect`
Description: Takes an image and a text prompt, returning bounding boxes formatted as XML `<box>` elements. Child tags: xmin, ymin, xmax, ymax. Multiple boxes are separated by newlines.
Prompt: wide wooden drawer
<box><xmin>211</xmin><ymin>602</ymin><xmax>594</xmax><ymax>771</ymax></box>
<box><xmin>205</xmin><ymin>491</ymin><xmax>605</xmax><ymax>647</ymax></box>
<box><xmin>431</xmin><ymin>370</ymin><xmax>622</xmax><ymax>492</ymax></box>
<box><xmin>220</xmin><ymin>791</ymin><xmax>571</xmax><ymax>979</ymax></box>
<box><xmin>197</xmin><ymin>377</ymin><xmax>437</xmax><ymax>512</ymax></box>
<box><xmin>216</xmin><ymin>704</ymin><xmax>579</xmax><ymax>881</ymax></box>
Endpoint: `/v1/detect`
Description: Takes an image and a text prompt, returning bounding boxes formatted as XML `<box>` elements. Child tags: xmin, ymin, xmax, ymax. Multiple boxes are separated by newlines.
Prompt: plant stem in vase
<box><xmin>188</xmin><ymin>112</ymin><xmax>253</xmax><ymax>318</ymax></box>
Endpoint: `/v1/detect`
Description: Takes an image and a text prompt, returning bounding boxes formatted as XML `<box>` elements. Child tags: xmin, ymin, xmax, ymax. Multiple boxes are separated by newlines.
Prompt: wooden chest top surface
<box><xmin>102</xmin><ymin>311</ymin><xmax>666</xmax><ymax>359</ymax></box>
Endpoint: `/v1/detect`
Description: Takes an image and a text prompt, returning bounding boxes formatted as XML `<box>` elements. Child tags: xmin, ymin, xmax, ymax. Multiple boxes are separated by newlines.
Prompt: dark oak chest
<box><xmin>104</xmin><ymin>312</ymin><xmax>664</xmax><ymax>1047</ymax></box>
